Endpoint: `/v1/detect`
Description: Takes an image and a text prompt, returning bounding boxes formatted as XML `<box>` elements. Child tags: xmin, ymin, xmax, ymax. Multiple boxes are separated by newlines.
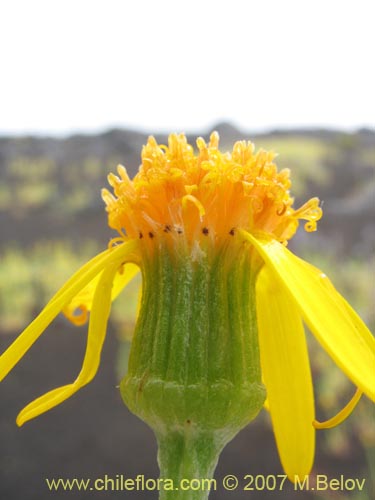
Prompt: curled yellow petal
<box><xmin>63</xmin><ymin>262</ymin><xmax>139</xmax><ymax>325</ymax></box>
<box><xmin>0</xmin><ymin>240</ymin><xmax>139</xmax><ymax>383</ymax></box>
<box><xmin>257</xmin><ymin>266</ymin><xmax>315</xmax><ymax>482</ymax></box>
<box><xmin>245</xmin><ymin>231</ymin><xmax>375</xmax><ymax>402</ymax></box>
<box><xmin>64</xmin><ymin>304</ymin><xmax>89</xmax><ymax>326</ymax></box>
<box><xmin>313</xmin><ymin>388</ymin><xmax>363</xmax><ymax>429</ymax></box>
<box><xmin>16</xmin><ymin>257</ymin><xmax>122</xmax><ymax>426</ymax></box>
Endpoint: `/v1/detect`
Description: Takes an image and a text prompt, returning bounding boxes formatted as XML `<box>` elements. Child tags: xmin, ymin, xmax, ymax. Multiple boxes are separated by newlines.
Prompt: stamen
<box><xmin>209</xmin><ymin>131</ymin><xmax>219</xmax><ymax>148</ymax></box>
<box><xmin>182</xmin><ymin>194</ymin><xmax>206</xmax><ymax>218</ymax></box>
<box><xmin>249</xmin><ymin>196</ymin><xmax>264</xmax><ymax>214</ymax></box>
<box><xmin>276</xmin><ymin>202</ymin><xmax>287</xmax><ymax>216</ymax></box>
<box><xmin>304</xmin><ymin>220</ymin><xmax>318</xmax><ymax>232</ymax></box>
<box><xmin>313</xmin><ymin>388</ymin><xmax>363</xmax><ymax>429</ymax></box>
<box><xmin>196</xmin><ymin>136</ymin><xmax>207</xmax><ymax>151</ymax></box>
<box><xmin>294</xmin><ymin>197</ymin><xmax>323</xmax><ymax>233</ymax></box>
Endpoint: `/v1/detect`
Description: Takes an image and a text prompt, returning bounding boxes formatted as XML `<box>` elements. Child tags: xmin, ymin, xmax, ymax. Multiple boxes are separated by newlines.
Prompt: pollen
<box><xmin>102</xmin><ymin>132</ymin><xmax>322</xmax><ymax>245</ymax></box>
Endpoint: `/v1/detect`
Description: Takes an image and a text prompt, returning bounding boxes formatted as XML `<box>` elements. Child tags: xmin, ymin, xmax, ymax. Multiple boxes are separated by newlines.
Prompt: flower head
<box><xmin>102</xmin><ymin>132</ymin><xmax>321</xmax><ymax>247</ymax></box>
<box><xmin>0</xmin><ymin>133</ymin><xmax>374</xmax><ymax>485</ymax></box>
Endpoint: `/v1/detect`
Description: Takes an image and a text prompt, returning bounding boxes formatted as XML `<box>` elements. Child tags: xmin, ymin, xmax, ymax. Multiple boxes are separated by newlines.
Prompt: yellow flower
<box><xmin>0</xmin><ymin>133</ymin><xmax>374</xmax><ymax>484</ymax></box>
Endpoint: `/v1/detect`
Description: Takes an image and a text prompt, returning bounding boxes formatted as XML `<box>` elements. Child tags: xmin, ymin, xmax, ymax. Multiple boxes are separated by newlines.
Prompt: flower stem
<box><xmin>156</xmin><ymin>428</ymin><xmax>225</xmax><ymax>500</ymax></box>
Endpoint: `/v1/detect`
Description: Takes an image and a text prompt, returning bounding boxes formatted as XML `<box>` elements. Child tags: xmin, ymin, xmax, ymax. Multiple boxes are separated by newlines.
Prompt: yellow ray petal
<box><xmin>257</xmin><ymin>266</ymin><xmax>315</xmax><ymax>482</ymax></box>
<box><xmin>45</xmin><ymin>247</ymin><xmax>111</xmax><ymax>305</ymax></box>
<box><xmin>245</xmin><ymin>231</ymin><xmax>375</xmax><ymax>401</ymax></box>
<box><xmin>0</xmin><ymin>240</ymin><xmax>138</xmax><ymax>382</ymax></box>
<box><xmin>16</xmin><ymin>257</ymin><xmax>121</xmax><ymax>426</ymax></box>
<box><xmin>63</xmin><ymin>262</ymin><xmax>140</xmax><ymax>325</ymax></box>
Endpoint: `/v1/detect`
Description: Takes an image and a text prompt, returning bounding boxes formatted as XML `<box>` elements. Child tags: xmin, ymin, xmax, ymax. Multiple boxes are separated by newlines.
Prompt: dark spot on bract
<box><xmin>139</xmin><ymin>232</ymin><xmax>143</xmax><ymax>239</ymax></box>
<box><xmin>149</xmin><ymin>232</ymin><xmax>154</xmax><ymax>239</ymax></box>
<box><xmin>229</xmin><ymin>228</ymin><xmax>235</xmax><ymax>236</ymax></box>
<box><xmin>164</xmin><ymin>224</ymin><xmax>171</xmax><ymax>233</ymax></box>
<box><xmin>202</xmin><ymin>227</ymin><xmax>209</xmax><ymax>235</ymax></box>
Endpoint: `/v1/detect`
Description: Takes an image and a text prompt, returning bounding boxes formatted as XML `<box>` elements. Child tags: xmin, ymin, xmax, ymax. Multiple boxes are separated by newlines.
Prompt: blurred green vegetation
<box><xmin>255</xmin><ymin>137</ymin><xmax>329</xmax><ymax>195</ymax></box>
<box><xmin>0</xmin><ymin>126</ymin><xmax>374</xmax><ymax>499</ymax></box>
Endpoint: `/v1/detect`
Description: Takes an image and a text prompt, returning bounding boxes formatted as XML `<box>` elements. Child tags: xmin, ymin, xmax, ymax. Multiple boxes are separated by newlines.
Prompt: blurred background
<box><xmin>0</xmin><ymin>1</ymin><xmax>374</xmax><ymax>499</ymax></box>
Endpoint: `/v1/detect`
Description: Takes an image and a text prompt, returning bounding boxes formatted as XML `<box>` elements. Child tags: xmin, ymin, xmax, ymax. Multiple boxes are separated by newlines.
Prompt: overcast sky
<box><xmin>1</xmin><ymin>0</ymin><xmax>374</xmax><ymax>136</ymax></box>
